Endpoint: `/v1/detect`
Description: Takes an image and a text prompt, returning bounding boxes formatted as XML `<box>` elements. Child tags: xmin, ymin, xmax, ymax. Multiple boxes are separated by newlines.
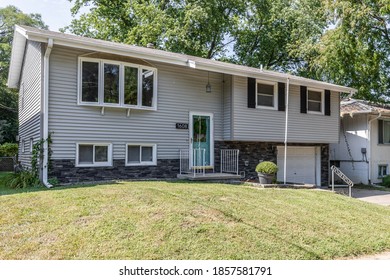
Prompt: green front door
<box><xmin>190</xmin><ymin>113</ymin><xmax>213</xmax><ymax>167</ymax></box>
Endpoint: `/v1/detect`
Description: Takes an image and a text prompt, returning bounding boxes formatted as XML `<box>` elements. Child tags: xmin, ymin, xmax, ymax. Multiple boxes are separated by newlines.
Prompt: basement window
<box><xmin>126</xmin><ymin>144</ymin><xmax>157</xmax><ymax>166</ymax></box>
<box><xmin>76</xmin><ymin>143</ymin><xmax>112</xmax><ymax>167</ymax></box>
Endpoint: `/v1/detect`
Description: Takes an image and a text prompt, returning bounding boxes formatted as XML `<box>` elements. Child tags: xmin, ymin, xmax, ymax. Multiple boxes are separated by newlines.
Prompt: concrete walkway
<box><xmin>334</xmin><ymin>187</ymin><xmax>390</xmax><ymax>206</ymax></box>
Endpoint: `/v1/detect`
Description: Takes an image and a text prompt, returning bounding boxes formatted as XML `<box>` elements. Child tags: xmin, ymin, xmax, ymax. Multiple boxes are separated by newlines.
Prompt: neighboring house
<box><xmin>7</xmin><ymin>25</ymin><xmax>356</xmax><ymax>186</ymax></box>
<box><xmin>330</xmin><ymin>98</ymin><xmax>390</xmax><ymax>185</ymax></box>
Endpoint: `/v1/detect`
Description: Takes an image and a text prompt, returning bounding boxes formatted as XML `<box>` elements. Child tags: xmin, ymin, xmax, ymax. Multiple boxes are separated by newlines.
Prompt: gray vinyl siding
<box><xmin>18</xmin><ymin>41</ymin><xmax>42</xmax><ymax>168</ymax></box>
<box><xmin>48</xmin><ymin>46</ymin><xmax>224</xmax><ymax>160</ymax></box>
<box><xmin>223</xmin><ymin>74</ymin><xmax>232</xmax><ymax>140</ymax></box>
<box><xmin>232</xmin><ymin>76</ymin><xmax>340</xmax><ymax>143</ymax></box>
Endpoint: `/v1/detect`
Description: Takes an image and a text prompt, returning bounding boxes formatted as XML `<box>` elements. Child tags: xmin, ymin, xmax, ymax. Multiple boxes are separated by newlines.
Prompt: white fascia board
<box><xmin>7</xmin><ymin>30</ymin><xmax>27</xmax><ymax>88</ymax></box>
<box><xmin>21</xmin><ymin>26</ymin><xmax>357</xmax><ymax>94</ymax></box>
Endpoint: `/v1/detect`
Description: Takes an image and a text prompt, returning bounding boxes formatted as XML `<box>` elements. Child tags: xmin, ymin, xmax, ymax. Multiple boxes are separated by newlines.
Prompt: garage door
<box><xmin>277</xmin><ymin>146</ymin><xmax>318</xmax><ymax>185</ymax></box>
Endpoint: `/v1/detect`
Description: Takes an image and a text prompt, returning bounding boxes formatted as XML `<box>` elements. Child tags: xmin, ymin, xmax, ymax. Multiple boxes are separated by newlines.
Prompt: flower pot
<box><xmin>258</xmin><ymin>172</ymin><xmax>273</xmax><ymax>184</ymax></box>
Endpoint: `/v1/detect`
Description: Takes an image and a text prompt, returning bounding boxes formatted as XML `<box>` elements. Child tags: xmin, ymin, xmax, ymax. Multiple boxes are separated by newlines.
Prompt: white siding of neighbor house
<box><xmin>231</xmin><ymin>76</ymin><xmax>340</xmax><ymax>143</ymax></box>
<box><xmin>330</xmin><ymin>114</ymin><xmax>369</xmax><ymax>184</ymax></box>
<box><xmin>18</xmin><ymin>41</ymin><xmax>42</xmax><ymax>168</ymax></box>
<box><xmin>370</xmin><ymin>118</ymin><xmax>390</xmax><ymax>184</ymax></box>
<box><xmin>48</xmin><ymin>46</ymin><xmax>224</xmax><ymax>161</ymax></box>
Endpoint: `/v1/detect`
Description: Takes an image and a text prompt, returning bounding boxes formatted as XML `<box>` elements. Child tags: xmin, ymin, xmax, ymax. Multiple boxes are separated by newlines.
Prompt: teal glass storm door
<box><xmin>190</xmin><ymin>113</ymin><xmax>213</xmax><ymax>167</ymax></box>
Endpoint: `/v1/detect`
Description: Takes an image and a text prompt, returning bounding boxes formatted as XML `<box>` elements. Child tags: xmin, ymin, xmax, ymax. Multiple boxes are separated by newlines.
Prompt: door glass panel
<box><xmin>192</xmin><ymin>115</ymin><xmax>211</xmax><ymax>166</ymax></box>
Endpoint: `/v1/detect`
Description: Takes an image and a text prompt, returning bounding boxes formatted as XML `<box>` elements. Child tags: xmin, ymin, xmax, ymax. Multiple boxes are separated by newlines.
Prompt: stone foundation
<box><xmin>49</xmin><ymin>159</ymin><xmax>179</xmax><ymax>184</ymax></box>
<box><xmin>50</xmin><ymin>142</ymin><xmax>329</xmax><ymax>186</ymax></box>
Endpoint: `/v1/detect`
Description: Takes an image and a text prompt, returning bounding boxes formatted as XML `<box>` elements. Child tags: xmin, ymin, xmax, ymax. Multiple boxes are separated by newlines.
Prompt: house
<box><xmin>330</xmin><ymin>98</ymin><xmax>390</xmax><ymax>185</ymax></box>
<box><xmin>7</xmin><ymin>25</ymin><xmax>356</xmax><ymax>187</ymax></box>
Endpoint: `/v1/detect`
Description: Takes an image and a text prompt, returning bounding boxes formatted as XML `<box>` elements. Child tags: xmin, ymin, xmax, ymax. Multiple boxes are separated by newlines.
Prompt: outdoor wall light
<box><xmin>206</xmin><ymin>71</ymin><xmax>212</xmax><ymax>93</ymax></box>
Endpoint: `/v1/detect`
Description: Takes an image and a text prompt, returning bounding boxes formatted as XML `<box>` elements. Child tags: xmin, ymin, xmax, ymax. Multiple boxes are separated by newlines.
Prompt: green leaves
<box><xmin>0</xmin><ymin>6</ymin><xmax>47</xmax><ymax>144</ymax></box>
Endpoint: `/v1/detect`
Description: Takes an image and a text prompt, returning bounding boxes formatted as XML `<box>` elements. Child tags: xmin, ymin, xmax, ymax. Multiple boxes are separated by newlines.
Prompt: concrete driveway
<box><xmin>335</xmin><ymin>187</ymin><xmax>390</xmax><ymax>206</ymax></box>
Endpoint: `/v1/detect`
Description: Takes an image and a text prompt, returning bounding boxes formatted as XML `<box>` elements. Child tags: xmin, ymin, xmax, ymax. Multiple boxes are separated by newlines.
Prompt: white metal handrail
<box><xmin>179</xmin><ymin>149</ymin><xmax>206</xmax><ymax>176</ymax></box>
<box><xmin>331</xmin><ymin>165</ymin><xmax>354</xmax><ymax>197</ymax></box>
<box><xmin>220</xmin><ymin>149</ymin><xmax>239</xmax><ymax>175</ymax></box>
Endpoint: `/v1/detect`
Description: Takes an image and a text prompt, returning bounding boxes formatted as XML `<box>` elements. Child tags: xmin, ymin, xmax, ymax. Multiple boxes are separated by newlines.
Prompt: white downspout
<box><xmin>368</xmin><ymin>112</ymin><xmax>381</xmax><ymax>184</ymax></box>
<box><xmin>283</xmin><ymin>78</ymin><xmax>290</xmax><ymax>184</ymax></box>
<box><xmin>43</xmin><ymin>38</ymin><xmax>53</xmax><ymax>188</ymax></box>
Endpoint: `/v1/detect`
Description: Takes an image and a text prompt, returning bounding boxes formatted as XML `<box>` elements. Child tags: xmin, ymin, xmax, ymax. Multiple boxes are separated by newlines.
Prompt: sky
<box><xmin>0</xmin><ymin>0</ymin><xmax>88</xmax><ymax>31</ymax></box>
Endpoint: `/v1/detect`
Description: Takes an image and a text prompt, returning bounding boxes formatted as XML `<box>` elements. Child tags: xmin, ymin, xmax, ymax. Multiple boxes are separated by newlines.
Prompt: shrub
<box><xmin>255</xmin><ymin>161</ymin><xmax>278</xmax><ymax>174</ymax></box>
<box><xmin>382</xmin><ymin>175</ymin><xmax>390</xmax><ymax>188</ymax></box>
<box><xmin>8</xmin><ymin>171</ymin><xmax>40</xmax><ymax>189</ymax></box>
<box><xmin>0</xmin><ymin>142</ymin><xmax>18</xmax><ymax>157</ymax></box>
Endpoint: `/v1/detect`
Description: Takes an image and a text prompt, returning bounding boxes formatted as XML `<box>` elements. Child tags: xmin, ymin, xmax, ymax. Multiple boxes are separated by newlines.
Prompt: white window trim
<box><xmin>307</xmin><ymin>88</ymin><xmax>324</xmax><ymax>115</ymax></box>
<box><xmin>382</xmin><ymin>120</ymin><xmax>390</xmax><ymax>144</ymax></box>
<box><xmin>125</xmin><ymin>143</ymin><xmax>157</xmax><ymax>166</ymax></box>
<box><xmin>378</xmin><ymin>164</ymin><xmax>388</xmax><ymax>178</ymax></box>
<box><xmin>30</xmin><ymin>138</ymin><xmax>33</xmax><ymax>153</ymax></box>
<box><xmin>78</xmin><ymin>57</ymin><xmax>158</xmax><ymax>110</ymax></box>
<box><xmin>255</xmin><ymin>79</ymin><xmax>277</xmax><ymax>110</ymax></box>
<box><xmin>21</xmin><ymin>139</ymin><xmax>25</xmax><ymax>153</ymax></box>
<box><xmin>75</xmin><ymin>143</ymin><xmax>113</xmax><ymax>167</ymax></box>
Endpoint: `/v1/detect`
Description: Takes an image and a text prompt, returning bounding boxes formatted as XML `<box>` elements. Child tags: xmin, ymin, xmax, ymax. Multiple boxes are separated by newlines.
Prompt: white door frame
<box><xmin>189</xmin><ymin>111</ymin><xmax>214</xmax><ymax>167</ymax></box>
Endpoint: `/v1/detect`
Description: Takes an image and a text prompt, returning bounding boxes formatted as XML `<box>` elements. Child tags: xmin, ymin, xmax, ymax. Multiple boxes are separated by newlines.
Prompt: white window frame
<box><xmin>255</xmin><ymin>79</ymin><xmax>277</xmax><ymax>110</ymax></box>
<box><xmin>382</xmin><ymin>120</ymin><xmax>390</xmax><ymax>144</ymax></box>
<box><xmin>21</xmin><ymin>139</ymin><xmax>25</xmax><ymax>153</ymax></box>
<box><xmin>78</xmin><ymin>57</ymin><xmax>157</xmax><ymax>110</ymax></box>
<box><xmin>307</xmin><ymin>88</ymin><xmax>324</xmax><ymax>115</ymax></box>
<box><xmin>76</xmin><ymin>143</ymin><xmax>113</xmax><ymax>167</ymax></box>
<box><xmin>125</xmin><ymin>143</ymin><xmax>157</xmax><ymax>166</ymax></box>
<box><xmin>30</xmin><ymin>138</ymin><xmax>33</xmax><ymax>153</ymax></box>
<box><xmin>378</xmin><ymin>164</ymin><xmax>388</xmax><ymax>178</ymax></box>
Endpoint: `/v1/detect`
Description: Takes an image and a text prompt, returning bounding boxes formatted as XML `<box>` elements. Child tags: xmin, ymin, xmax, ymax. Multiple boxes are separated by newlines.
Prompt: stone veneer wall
<box><xmin>50</xmin><ymin>142</ymin><xmax>329</xmax><ymax>185</ymax></box>
<box><xmin>50</xmin><ymin>159</ymin><xmax>180</xmax><ymax>184</ymax></box>
<box><xmin>214</xmin><ymin>141</ymin><xmax>329</xmax><ymax>186</ymax></box>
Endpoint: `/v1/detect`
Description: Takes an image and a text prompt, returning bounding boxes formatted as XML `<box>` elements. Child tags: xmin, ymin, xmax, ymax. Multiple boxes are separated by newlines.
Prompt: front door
<box><xmin>190</xmin><ymin>112</ymin><xmax>214</xmax><ymax>167</ymax></box>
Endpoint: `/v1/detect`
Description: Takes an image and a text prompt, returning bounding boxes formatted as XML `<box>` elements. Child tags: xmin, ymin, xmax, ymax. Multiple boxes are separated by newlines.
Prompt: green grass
<box><xmin>1</xmin><ymin>180</ymin><xmax>390</xmax><ymax>260</ymax></box>
<box><xmin>354</xmin><ymin>184</ymin><xmax>390</xmax><ymax>192</ymax></box>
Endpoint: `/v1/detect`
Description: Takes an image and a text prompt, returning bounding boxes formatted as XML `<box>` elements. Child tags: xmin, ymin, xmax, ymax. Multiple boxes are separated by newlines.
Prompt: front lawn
<box><xmin>1</xmin><ymin>181</ymin><xmax>390</xmax><ymax>259</ymax></box>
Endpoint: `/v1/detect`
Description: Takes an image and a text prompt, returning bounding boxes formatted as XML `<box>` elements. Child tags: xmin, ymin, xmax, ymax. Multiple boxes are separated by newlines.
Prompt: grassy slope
<box><xmin>1</xmin><ymin>180</ymin><xmax>390</xmax><ymax>260</ymax></box>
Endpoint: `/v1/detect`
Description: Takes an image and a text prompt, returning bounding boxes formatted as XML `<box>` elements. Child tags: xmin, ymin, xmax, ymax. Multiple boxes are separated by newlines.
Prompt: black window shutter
<box><xmin>247</xmin><ymin>78</ymin><xmax>256</xmax><ymax>108</ymax></box>
<box><xmin>300</xmin><ymin>86</ymin><xmax>307</xmax><ymax>113</ymax></box>
<box><xmin>278</xmin><ymin>82</ymin><xmax>285</xmax><ymax>111</ymax></box>
<box><xmin>378</xmin><ymin>120</ymin><xmax>384</xmax><ymax>144</ymax></box>
<box><xmin>325</xmin><ymin>90</ymin><xmax>331</xmax><ymax>116</ymax></box>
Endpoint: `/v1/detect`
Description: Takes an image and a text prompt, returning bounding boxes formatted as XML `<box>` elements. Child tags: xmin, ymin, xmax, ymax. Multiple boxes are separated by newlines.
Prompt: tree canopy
<box><xmin>0</xmin><ymin>5</ymin><xmax>47</xmax><ymax>144</ymax></box>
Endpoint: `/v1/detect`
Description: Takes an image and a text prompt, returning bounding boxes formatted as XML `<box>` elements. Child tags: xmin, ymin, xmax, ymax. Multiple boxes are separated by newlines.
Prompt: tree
<box><xmin>0</xmin><ymin>6</ymin><xmax>47</xmax><ymax>144</ymax></box>
<box><xmin>64</xmin><ymin>0</ymin><xmax>245</xmax><ymax>59</ymax></box>
<box><xmin>307</xmin><ymin>0</ymin><xmax>390</xmax><ymax>100</ymax></box>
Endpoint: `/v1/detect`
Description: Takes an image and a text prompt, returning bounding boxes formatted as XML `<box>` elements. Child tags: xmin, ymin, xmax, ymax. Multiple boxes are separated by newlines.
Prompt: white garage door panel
<box><xmin>277</xmin><ymin>146</ymin><xmax>316</xmax><ymax>184</ymax></box>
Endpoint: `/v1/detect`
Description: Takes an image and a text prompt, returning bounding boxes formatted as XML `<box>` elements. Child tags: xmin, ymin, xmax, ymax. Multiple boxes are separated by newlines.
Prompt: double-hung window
<box><xmin>307</xmin><ymin>89</ymin><xmax>324</xmax><ymax>114</ymax></box>
<box><xmin>126</xmin><ymin>144</ymin><xmax>157</xmax><ymax>166</ymax></box>
<box><xmin>76</xmin><ymin>143</ymin><xmax>112</xmax><ymax>167</ymax></box>
<box><xmin>378</xmin><ymin>164</ymin><xmax>388</xmax><ymax>178</ymax></box>
<box><xmin>79</xmin><ymin>58</ymin><xmax>157</xmax><ymax>110</ymax></box>
<box><xmin>256</xmin><ymin>80</ymin><xmax>277</xmax><ymax>109</ymax></box>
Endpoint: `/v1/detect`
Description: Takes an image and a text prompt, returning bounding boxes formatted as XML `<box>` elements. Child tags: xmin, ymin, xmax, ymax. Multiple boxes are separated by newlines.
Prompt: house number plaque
<box><xmin>176</xmin><ymin>123</ymin><xmax>189</xmax><ymax>129</ymax></box>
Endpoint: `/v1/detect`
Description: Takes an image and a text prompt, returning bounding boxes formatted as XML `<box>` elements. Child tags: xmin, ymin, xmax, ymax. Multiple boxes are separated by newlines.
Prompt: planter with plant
<box><xmin>255</xmin><ymin>161</ymin><xmax>278</xmax><ymax>184</ymax></box>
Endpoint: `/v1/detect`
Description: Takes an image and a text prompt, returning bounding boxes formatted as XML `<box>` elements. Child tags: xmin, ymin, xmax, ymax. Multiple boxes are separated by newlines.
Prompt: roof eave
<box><xmin>10</xmin><ymin>25</ymin><xmax>357</xmax><ymax>93</ymax></box>
<box><xmin>7</xmin><ymin>27</ymin><xmax>28</xmax><ymax>89</ymax></box>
